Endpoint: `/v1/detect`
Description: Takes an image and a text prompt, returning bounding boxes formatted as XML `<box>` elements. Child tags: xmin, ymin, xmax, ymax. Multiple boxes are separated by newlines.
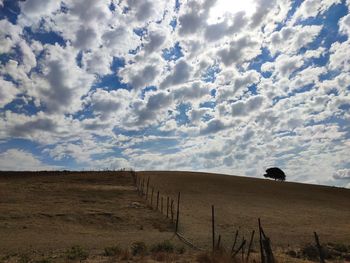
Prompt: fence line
<box><xmin>131</xmin><ymin>172</ymin><xmax>328</xmax><ymax>262</ymax></box>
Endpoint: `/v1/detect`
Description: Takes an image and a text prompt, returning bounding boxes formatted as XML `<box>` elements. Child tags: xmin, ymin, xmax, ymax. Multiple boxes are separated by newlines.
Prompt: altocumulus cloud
<box><xmin>0</xmin><ymin>0</ymin><xmax>349</xmax><ymax>187</ymax></box>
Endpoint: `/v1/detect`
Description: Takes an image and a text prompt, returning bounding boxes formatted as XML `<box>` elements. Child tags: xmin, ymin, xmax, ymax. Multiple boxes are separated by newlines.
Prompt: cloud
<box><xmin>333</xmin><ymin>169</ymin><xmax>350</xmax><ymax>179</ymax></box>
<box><xmin>262</xmin><ymin>54</ymin><xmax>304</xmax><ymax>78</ymax></box>
<box><xmin>231</xmin><ymin>95</ymin><xmax>265</xmax><ymax>117</ymax></box>
<box><xmin>199</xmin><ymin>119</ymin><xmax>227</xmax><ymax>135</ymax></box>
<box><xmin>269</xmin><ymin>25</ymin><xmax>322</xmax><ymax>55</ymax></box>
<box><xmin>0</xmin><ymin>149</ymin><xmax>58</xmax><ymax>171</ymax></box>
<box><xmin>10</xmin><ymin>118</ymin><xmax>56</xmax><ymax>137</ymax></box>
<box><xmin>160</xmin><ymin>60</ymin><xmax>193</xmax><ymax>88</ymax></box>
<box><xmin>19</xmin><ymin>0</ymin><xmax>61</xmax><ymax>21</ymax></box>
<box><xmin>217</xmin><ymin>35</ymin><xmax>260</xmax><ymax>67</ymax></box>
<box><xmin>0</xmin><ymin>0</ymin><xmax>349</xmax><ymax>188</ymax></box>
<box><xmin>291</xmin><ymin>0</ymin><xmax>342</xmax><ymax>23</ymax></box>
<box><xmin>339</xmin><ymin>13</ymin><xmax>350</xmax><ymax>37</ymax></box>
<box><xmin>0</xmin><ymin>78</ymin><xmax>18</xmax><ymax>108</ymax></box>
<box><xmin>33</xmin><ymin>44</ymin><xmax>95</xmax><ymax>114</ymax></box>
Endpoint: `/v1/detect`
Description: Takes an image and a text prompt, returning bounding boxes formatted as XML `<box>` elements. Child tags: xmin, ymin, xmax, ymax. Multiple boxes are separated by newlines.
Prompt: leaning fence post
<box><xmin>175</xmin><ymin>192</ymin><xmax>180</xmax><ymax>233</ymax></box>
<box><xmin>246</xmin><ymin>230</ymin><xmax>255</xmax><ymax>263</ymax></box>
<box><xmin>231</xmin><ymin>230</ymin><xmax>239</xmax><ymax>254</ymax></box>
<box><xmin>258</xmin><ymin>218</ymin><xmax>265</xmax><ymax>263</ymax></box>
<box><xmin>212</xmin><ymin>205</ymin><xmax>215</xmax><ymax>251</ymax></box>
<box><xmin>314</xmin><ymin>232</ymin><xmax>326</xmax><ymax>263</ymax></box>
<box><xmin>216</xmin><ymin>234</ymin><xmax>221</xmax><ymax>250</ymax></box>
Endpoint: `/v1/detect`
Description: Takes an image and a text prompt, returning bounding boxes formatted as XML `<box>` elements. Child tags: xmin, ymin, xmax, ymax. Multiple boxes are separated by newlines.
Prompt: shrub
<box><xmin>176</xmin><ymin>246</ymin><xmax>186</xmax><ymax>254</ymax></box>
<box><xmin>131</xmin><ymin>241</ymin><xmax>147</xmax><ymax>256</ymax></box>
<box><xmin>18</xmin><ymin>254</ymin><xmax>31</xmax><ymax>263</ymax></box>
<box><xmin>65</xmin><ymin>245</ymin><xmax>88</xmax><ymax>260</ymax></box>
<box><xmin>34</xmin><ymin>259</ymin><xmax>52</xmax><ymax>263</ymax></box>
<box><xmin>104</xmin><ymin>245</ymin><xmax>122</xmax><ymax>257</ymax></box>
<box><xmin>120</xmin><ymin>249</ymin><xmax>131</xmax><ymax>260</ymax></box>
<box><xmin>150</xmin><ymin>240</ymin><xmax>174</xmax><ymax>253</ymax></box>
<box><xmin>301</xmin><ymin>244</ymin><xmax>319</xmax><ymax>260</ymax></box>
<box><xmin>196</xmin><ymin>250</ymin><xmax>232</xmax><ymax>263</ymax></box>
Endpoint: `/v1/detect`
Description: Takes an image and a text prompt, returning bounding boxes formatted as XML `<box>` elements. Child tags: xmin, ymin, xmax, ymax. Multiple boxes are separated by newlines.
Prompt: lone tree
<box><xmin>264</xmin><ymin>167</ymin><xmax>286</xmax><ymax>181</ymax></box>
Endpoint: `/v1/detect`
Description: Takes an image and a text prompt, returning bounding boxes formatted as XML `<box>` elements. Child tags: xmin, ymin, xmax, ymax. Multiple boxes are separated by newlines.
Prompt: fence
<box><xmin>131</xmin><ymin>171</ymin><xmax>327</xmax><ymax>263</ymax></box>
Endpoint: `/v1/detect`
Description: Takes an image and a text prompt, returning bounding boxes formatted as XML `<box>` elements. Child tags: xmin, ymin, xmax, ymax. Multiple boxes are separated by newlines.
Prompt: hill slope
<box><xmin>139</xmin><ymin>171</ymin><xmax>350</xmax><ymax>249</ymax></box>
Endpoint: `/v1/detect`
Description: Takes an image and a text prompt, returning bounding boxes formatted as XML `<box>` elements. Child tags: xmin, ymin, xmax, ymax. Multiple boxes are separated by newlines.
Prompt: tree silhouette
<box><xmin>264</xmin><ymin>167</ymin><xmax>286</xmax><ymax>181</ymax></box>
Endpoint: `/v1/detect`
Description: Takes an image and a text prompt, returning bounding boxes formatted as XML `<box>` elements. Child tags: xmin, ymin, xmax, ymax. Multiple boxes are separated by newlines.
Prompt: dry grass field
<box><xmin>0</xmin><ymin>171</ymin><xmax>176</xmax><ymax>261</ymax></box>
<box><xmin>138</xmin><ymin>171</ymin><xmax>350</xmax><ymax>250</ymax></box>
<box><xmin>0</xmin><ymin>170</ymin><xmax>349</xmax><ymax>262</ymax></box>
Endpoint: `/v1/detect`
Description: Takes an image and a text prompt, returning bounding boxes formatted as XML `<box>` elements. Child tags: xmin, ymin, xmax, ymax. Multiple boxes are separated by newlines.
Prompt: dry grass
<box><xmin>0</xmin><ymin>170</ymin><xmax>349</xmax><ymax>262</ymax></box>
<box><xmin>139</xmin><ymin>171</ymin><xmax>350</xmax><ymax>250</ymax></box>
<box><xmin>0</xmin><ymin>171</ymin><xmax>174</xmax><ymax>254</ymax></box>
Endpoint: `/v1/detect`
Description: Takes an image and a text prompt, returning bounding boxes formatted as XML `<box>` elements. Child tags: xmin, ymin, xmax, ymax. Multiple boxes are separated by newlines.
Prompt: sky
<box><xmin>0</xmin><ymin>0</ymin><xmax>349</xmax><ymax>187</ymax></box>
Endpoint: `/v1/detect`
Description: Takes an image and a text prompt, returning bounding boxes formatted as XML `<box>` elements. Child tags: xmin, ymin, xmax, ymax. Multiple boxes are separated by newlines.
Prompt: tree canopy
<box><xmin>264</xmin><ymin>167</ymin><xmax>286</xmax><ymax>181</ymax></box>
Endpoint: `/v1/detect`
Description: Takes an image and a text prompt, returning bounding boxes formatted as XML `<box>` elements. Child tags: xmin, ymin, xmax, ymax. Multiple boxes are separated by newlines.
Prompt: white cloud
<box><xmin>290</xmin><ymin>0</ymin><xmax>342</xmax><ymax>23</ymax></box>
<box><xmin>268</xmin><ymin>25</ymin><xmax>322</xmax><ymax>55</ymax></box>
<box><xmin>333</xmin><ymin>169</ymin><xmax>350</xmax><ymax>179</ymax></box>
<box><xmin>328</xmin><ymin>40</ymin><xmax>350</xmax><ymax>72</ymax></box>
<box><xmin>0</xmin><ymin>78</ymin><xmax>18</xmax><ymax>108</ymax></box>
<box><xmin>18</xmin><ymin>0</ymin><xmax>61</xmax><ymax>24</ymax></box>
<box><xmin>217</xmin><ymin>35</ymin><xmax>260</xmax><ymax>67</ymax></box>
<box><xmin>0</xmin><ymin>149</ymin><xmax>58</xmax><ymax>171</ymax></box>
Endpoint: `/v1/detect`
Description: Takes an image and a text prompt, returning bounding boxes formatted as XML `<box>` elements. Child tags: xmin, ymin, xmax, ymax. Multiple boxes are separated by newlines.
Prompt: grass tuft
<box><xmin>104</xmin><ymin>245</ymin><xmax>122</xmax><ymax>257</ymax></box>
<box><xmin>150</xmin><ymin>240</ymin><xmax>174</xmax><ymax>253</ymax></box>
<box><xmin>131</xmin><ymin>241</ymin><xmax>147</xmax><ymax>256</ymax></box>
<box><xmin>65</xmin><ymin>245</ymin><xmax>88</xmax><ymax>261</ymax></box>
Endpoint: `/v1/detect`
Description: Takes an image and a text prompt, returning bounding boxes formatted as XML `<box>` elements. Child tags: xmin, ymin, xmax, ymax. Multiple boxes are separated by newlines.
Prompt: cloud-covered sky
<box><xmin>0</xmin><ymin>0</ymin><xmax>349</xmax><ymax>187</ymax></box>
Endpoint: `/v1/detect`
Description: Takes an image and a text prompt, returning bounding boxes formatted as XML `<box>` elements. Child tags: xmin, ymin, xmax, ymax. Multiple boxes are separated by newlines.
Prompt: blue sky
<box><xmin>0</xmin><ymin>0</ymin><xmax>349</xmax><ymax>187</ymax></box>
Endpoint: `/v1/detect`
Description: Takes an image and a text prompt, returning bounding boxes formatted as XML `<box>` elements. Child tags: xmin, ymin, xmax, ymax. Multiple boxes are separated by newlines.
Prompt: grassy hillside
<box><xmin>139</xmin><ymin>171</ymin><xmax>350</xmax><ymax>249</ymax></box>
<box><xmin>0</xmin><ymin>170</ymin><xmax>349</xmax><ymax>262</ymax></box>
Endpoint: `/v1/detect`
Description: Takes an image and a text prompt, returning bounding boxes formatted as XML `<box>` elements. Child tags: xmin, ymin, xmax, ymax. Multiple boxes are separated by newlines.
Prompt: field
<box><xmin>0</xmin><ymin>171</ymin><xmax>349</xmax><ymax>262</ymax></box>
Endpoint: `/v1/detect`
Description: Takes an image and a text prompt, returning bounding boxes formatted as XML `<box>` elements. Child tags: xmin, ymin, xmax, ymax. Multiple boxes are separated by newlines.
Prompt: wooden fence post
<box><xmin>216</xmin><ymin>234</ymin><xmax>221</xmax><ymax>250</ymax></box>
<box><xmin>246</xmin><ymin>230</ymin><xmax>255</xmax><ymax>263</ymax></box>
<box><xmin>258</xmin><ymin>218</ymin><xmax>265</xmax><ymax>263</ymax></box>
<box><xmin>231</xmin><ymin>230</ymin><xmax>239</xmax><ymax>254</ymax></box>
<box><xmin>171</xmin><ymin>199</ymin><xmax>174</xmax><ymax>222</ymax></box>
<box><xmin>146</xmin><ymin>177</ymin><xmax>150</xmax><ymax>200</ymax></box>
<box><xmin>156</xmin><ymin>191</ymin><xmax>160</xmax><ymax>211</ymax></box>
<box><xmin>314</xmin><ymin>232</ymin><xmax>326</xmax><ymax>263</ymax></box>
<box><xmin>161</xmin><ymin>196</ymin><xmax>164</xmax><ymax>214</ymax></box>
<box><xmin>175</xmin><ymin>192</ymin><xmax>180</xmax><ymax>233</ymax></box>
<box><xmin>166</xmin><ymin>196</ymin><xmax>169</xmax><ymax>218</ymax></box>
<box><xmin>212</xmin><ymin>205</ymin><xmax>215</xmax><ymax>251</ymax></box>
<box><xmin>142</xmin><ymin>178</ymin><xmax>145</xmax><ymax>196</ymax></box>
<box><xmin>151</xmin><ymin>187</ymin><xmax>154</xmax><ymax>207</ymax></box>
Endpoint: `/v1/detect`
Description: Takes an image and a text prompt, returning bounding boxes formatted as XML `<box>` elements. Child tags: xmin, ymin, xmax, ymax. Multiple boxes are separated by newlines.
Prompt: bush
<box><xmin>34</xmin><ymin>259</ymin><xmax>52</xmax><ymax>263</ymax></box>
<box><xmin>65</xmin><ymin>245</ymin><xmax>88</xmax><ymax>260</ymax></box>
<box><xmin>104</xmin><ymin>245</ymin><xmax>122</xmax><ymax>257</ymax></box>
<box><xmin>131</xmin><ymin>241</ymin><xmax>147</xmax><ymax>256</ymax></box>
<box><xmin>120</xmin><ymin>249</ymin><xmax>131</xmax><ymax>260</ymax></box>
<box><xmin>18</xmin><ymin>254</ymin><xmax>31</xmax><ymax>263</ymax></box>
<box><xmin>301</xmin><ymin>244</ymin><xmax>319</xmax><ymax>260</ymax></box>
<box><xmin>151</xmin><ymin>240</ymin><xmax>174</xmax><ymax>253</ymax></box>
<box><xmin>176</xmin><ymin>246</ymin><xmax>186</xmax><ymax>254</ymax></box>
